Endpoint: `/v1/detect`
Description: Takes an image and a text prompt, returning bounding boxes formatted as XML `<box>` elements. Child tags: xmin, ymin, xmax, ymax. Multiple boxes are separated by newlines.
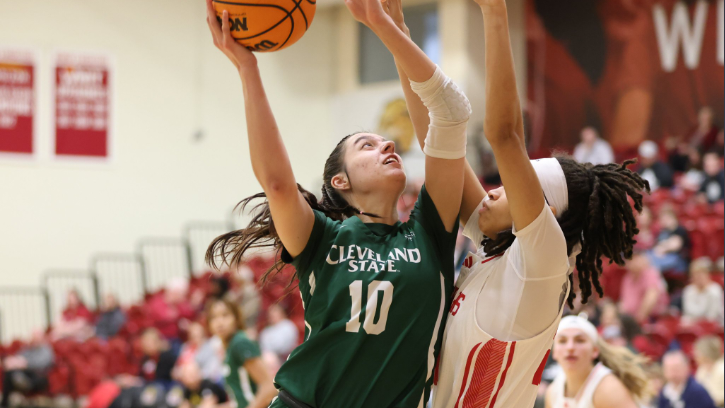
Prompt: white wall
<box><xmin>0</xmin><ymin>0</ymin><xmax>336</xmax><ymax>290</ymax></box>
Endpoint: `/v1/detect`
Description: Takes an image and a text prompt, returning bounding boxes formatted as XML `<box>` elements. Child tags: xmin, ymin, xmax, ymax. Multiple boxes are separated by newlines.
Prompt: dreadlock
<box><xmin>482</xmin><ymin>157</ymin><xmax>650</xmax><ymax>308</ymax></box>
<box><xmin>206</xmin><ymin>134</ymin><xmax>374</xmax><ymax>284</ymax></box>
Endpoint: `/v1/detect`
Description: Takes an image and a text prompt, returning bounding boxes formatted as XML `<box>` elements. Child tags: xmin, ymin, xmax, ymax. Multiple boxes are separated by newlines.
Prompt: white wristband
<box><xmin>410</xmin><ymin>66</ymin><xmax>471</xmax><ymax>160</ymax></box>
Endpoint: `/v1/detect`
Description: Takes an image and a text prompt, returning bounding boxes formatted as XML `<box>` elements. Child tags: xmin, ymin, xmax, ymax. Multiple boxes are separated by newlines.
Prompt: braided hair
<box><xmin>482</xmin><ymin>157</ymin><xmax>650</xmax><ymax>308</ymax></box>
<box><xmin>206</xmin><ymin>134</ymin><xmax>376</xmax><ymax>283</ymax></box>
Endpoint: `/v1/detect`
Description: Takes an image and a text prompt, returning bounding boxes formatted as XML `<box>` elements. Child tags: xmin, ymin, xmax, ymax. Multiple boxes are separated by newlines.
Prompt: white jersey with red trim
<box><xmin>431</xmin><ymin>250</ymin><xmax>569</xmax><ymax>408</ymax></box>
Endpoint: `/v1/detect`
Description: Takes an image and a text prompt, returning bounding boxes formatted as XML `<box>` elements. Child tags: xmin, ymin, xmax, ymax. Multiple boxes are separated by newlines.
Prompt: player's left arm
<box><xmin>345</xmin><ymin>0</ymin><xmax>466</xmax><ymax>232</ymax></box>
<box><xmin>592</xmin><ymin>375</ymin><xmax>639</xmax><ymax>408</ymax></box>
<box><xmin>243</xmin><ymin>358</ymin><xmax>277</xmax><ymax>408</ymax></box>
<box><xmin>477</xmin><ymin>0</ymin><xmax>544</xmax><ymax>231</ymax></box>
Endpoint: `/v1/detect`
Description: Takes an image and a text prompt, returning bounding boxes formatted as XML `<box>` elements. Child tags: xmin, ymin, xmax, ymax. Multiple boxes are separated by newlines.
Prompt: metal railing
<box><xmin>92</xmin><ymin>254</ymin><xmax>146</xmax><ymax>307</ymax></box>
<box><xmin>184</xmin><ymin>221</ymin><xmax>234</xmax><ymax>275</ymax></box>
<box><xmin>42</xmin><ymin>270</ymin><xmax>99</xmax><ymax>325</ymax></box>
<box><xmin>138</xmin><ymin>238</ymin><xmax>192</xmax><ymax>293</ymax></box>
<box><xmin>0</xmin><ymin>288</ymin><xmax>50</xmax><ymax>343</ymax></box>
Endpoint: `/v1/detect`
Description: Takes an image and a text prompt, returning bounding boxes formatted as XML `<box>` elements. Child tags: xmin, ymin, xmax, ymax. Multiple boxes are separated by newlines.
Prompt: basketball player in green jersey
<box><xmin>207</xmin><ymin>298</ymin><xmax>277</xmax><ymax>408</ymax></box>
<box><xmin>204</xmin><ymin>0</ymin><xmax>471</xmax><ymax>405</ymax></box>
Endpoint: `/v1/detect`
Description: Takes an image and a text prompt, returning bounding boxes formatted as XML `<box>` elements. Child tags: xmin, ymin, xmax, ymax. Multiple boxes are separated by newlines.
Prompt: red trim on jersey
<box><xmin>454</xmin><ymin>342</ymin><xmax>483</xmax><ymax>408</ymax></box>
<box><xmin>489</xmin><ymin>341</ymin><xmax>517</xmax><ymax>407</ymax></box>
<box><xmin>434</xmin><ymin>354</ymin><xmax>441</xmax><ymax>386</ymax></box>
<box><xmin>462</xmin><ymin>339</ymin><xmax>508</xmax><ymax>408</ymax></box>
<box><xmin>532</xmin><ymin>349</ymin><xmax>550</xmax><ymax>386</ymax></box>
<box><xmin>480</xmin><ymin>253</ymin><xmax>503</xmax><ymax>264</ymax></box>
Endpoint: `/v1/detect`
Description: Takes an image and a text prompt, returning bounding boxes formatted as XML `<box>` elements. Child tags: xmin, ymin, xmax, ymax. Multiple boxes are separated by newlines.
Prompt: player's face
<box><xmin>476</xmin><ymin>187</ymin><xmax>514</xmax><ymax>239</ymax></box>
<box><xmin>553</xmin><ymin>328</ymin><xmax>598</xmax><ymax>373</ymax></box>
<box><xmin>341</xmin><ymin>133</ymin><xmax>407</xmax><ymax>195</ymax></box>
<box><xmin>208</xmin><ymin>302</ymin><xmax>237</xmax><ymax>341</ymax></box>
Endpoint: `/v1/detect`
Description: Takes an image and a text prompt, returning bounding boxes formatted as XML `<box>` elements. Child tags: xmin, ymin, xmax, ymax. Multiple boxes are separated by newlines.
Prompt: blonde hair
<box><xmin>694</xmin><ymin>336</ymin><xmax>724</xmax><ymax>362</ymax></box>
<box><xmin>596</xmin><ymin>339</ymin><xmax>653</xmax><ymax>401</ymax></box>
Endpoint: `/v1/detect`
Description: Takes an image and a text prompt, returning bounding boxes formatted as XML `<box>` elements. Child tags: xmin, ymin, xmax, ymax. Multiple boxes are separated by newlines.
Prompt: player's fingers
<box><xmin>220</xmin><ymin>10</ymin><xmax>233</xmax><ymax>49</ymax></box>
<box><xmin>206</xmin><ymin>17</ymin><xmax>221</xmax><ymax>47</ymax></box>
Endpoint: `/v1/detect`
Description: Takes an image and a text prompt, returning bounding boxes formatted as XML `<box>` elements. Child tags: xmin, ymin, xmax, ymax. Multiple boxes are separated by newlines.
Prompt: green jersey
<box><xmin>272</xmin><ymin>186</ymin><xmax>457</xmax><ymax>408</ymax></box>
<box><xmin>223</xmin><ymin>331</ymin><xmax>261</xmax><ymax>407</ymax></box>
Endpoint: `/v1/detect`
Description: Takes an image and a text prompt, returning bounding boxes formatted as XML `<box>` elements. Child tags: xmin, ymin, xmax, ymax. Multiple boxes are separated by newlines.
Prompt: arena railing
<box><xmin>91</xmin><ymin>253</ymin><xmax>146</xmax><ymax>308</ymax></box>
<box><xmin>0</xmin><ymin>287</ymin><xmax>50</xmax><ymax>344</ymax></box>
<box><xmin>41</xmin><ymin>270</ymin><xmax>99</xmax><ymax>326</ymax></box>
<box><xmin>183</xmin><ymin>221</ymin><xmax>234</xmax><ymax>275</ymax></box>
<box><xmin>137</xmin><ymin>238</ymin><xmax>193</xmax><ymax>293</ymax></box>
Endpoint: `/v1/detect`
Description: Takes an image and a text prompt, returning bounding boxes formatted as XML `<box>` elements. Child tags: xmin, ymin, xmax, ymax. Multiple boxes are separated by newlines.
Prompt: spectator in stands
<box><xmin>699</xmin><ymin>151</ymin><xmax>725</xmax><ymax>203</ymax></box>
<box><xmin>689</xmin><ymin>107</ymin><xmax>720</xmax><ymax>153</ymax></box>
<box><xmin>1</xmin><ymin>330</ymin><xmax>54</xmax><ymax>408</ymax></box>
<box><xmin>258</xmin><ymin>304</ymin><xmax>298</xmax><ymax>360</ymax></box>
<box><xmin>178</xmin><ymin>362</ymin><xmax>228</xmax><ymax>408</ymax></box>
<box><xmin>638</xmin><ymin>140</ymin><xmax>674</xmax><ymax>191</ymax></box>
<box><xmin>660</xmin><ymin>350</ymin><xmax>716</xmax><ymax>408</ymax></box>
<box><xmin>678</xmin><ymin>147</ymin><xmax>706</xmax><ymax>192</ymax></box>
<box><xmin>139</xmin><ymin>327</ymin><xmax>179</xmax><ymax>388</ymax></box>
<box><xmin>694</xmin><ymin>336</ymin><xmax>724</xmax><ymax>407</ymax></box>
<box><xmin>573</xmin><ymin>126</ymin><xmax>614</xmax><ymax>165</ymax></box>
<box><xmin>636</xmin><ymin>206</ymin><xmax>656</xmax><ymax>251</ymax></box>
<box><xmin>682</xmin><ymin>258</ymin><xmax>724</xmax><ymax>326</ymax></box>
<box><xmin>209</xmin><ymin>275</ymin><xmax>231</xmax><ymax>300</ymax></box>
<box><xmin>620</xmin><ymin>251</ymin><xmax>668</xmax><ymax>323</ymax></box>
<box><xmin>648</xmin><ymin>206</ymin><xmax>690</xmax><ymax>274</ymax></box>
<box><xmin>230</xmin><ymin>266</ymin><xmax>261</xmax><ymax>331</ymax></box>
<box><xmin>51</xmin><ymin>288</ymin><xmax>94</xmax><ymax>342</ymax></box>
<box><xmin>147</xmin><ymin>278</ymin><xmax>196</xmax><ymax>340</ymax></box>
<box><xmin>175</xmin><ymin>322</ymin><xmax>223</xmax><ymax>382</ymax></box>
<box><xmin>95</xmin><ymin>293</ymin><xmax>126</xmax><ymax>340</ymax></box>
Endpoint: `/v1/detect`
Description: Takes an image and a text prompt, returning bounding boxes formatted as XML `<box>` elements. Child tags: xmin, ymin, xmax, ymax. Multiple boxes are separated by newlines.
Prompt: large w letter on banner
<box><xmin>653</xmin><ymin>1</ymin><xmax>711</xmax><ymax>71</ymax></box>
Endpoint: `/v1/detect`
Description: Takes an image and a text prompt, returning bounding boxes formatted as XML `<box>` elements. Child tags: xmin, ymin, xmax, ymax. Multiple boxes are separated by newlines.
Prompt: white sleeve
<box><xmin>475</xmin><ymin>206</ymin><xmax>570</xmax><ymax>341</ymax></box>
<box><xmin>508</xmin><ymin>205</ymin><xmax>570</xmax><ymax>280</ymax></box>
<box><xmin>463</xmin><ymin>200</ymin><xmax>485</xmax><ymax>249</ymax></box>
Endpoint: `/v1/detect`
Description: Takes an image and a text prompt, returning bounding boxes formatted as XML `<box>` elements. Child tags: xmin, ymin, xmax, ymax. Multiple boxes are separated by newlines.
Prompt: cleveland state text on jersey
<box><xmin>325</xmin><ymin>245</ymin><xmax>423</xmax><ymax>273</ymax></box>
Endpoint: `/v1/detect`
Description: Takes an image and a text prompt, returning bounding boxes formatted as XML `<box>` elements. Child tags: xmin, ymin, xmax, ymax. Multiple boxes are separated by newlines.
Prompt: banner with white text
<box><xmin>0</xmin><ymin>48</ymin><xmax>36</xmax><ymax>157</ymax></box>
<box><xmin>53</xmin><ymin>52</ymin><xmax>112</xmax><ymax>159</ymax></box>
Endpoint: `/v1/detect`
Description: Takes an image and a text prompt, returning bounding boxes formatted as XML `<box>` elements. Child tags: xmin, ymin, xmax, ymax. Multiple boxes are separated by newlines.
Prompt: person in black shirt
<box><xmin>648</xmin><ymin>206</ymin><xmax>690</xmax><ymax>274</ymax></box>
<box><xmin>139</xmin><ymin>328</ymin><xmax>179</xmax><ymax>389</ymax></box>
<box><xmin>699</xmin><ymin>152</ymin><xmax>725</xmax><ymax>203</ymax></box>
<box><xmin>178</xmin><ymin>362</ymin><xmax>228</xmax><ymax>408</ymax></box>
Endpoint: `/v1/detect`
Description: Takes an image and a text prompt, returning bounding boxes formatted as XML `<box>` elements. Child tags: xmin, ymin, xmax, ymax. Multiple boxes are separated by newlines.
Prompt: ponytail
<box><xmin>596</xmin><ymin>339</ymin><xmax>653</xmax><ymax>401</ymax></box>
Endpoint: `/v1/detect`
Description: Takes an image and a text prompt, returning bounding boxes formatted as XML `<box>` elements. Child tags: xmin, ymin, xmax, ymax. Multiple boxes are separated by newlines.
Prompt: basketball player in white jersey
<box><xmin>546</xmin><ymin>315</ymin><xmax>651</xmax><ymax>408</ymax></box>
<box><xmin>387</xmin><ymin>0</ymin><xmax>650</xmax><ymax>406</ymax></box>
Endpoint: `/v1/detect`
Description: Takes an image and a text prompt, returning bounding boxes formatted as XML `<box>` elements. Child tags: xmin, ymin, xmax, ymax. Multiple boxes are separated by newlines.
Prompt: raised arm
<box><xmin>478</xmin><ymin>0</ymin><xmax>544</xmax><ymax>230</ymax></box>
<box><xmin>346</xmin><ymin>0</ymin><xmax>467</xmax><ymax>231</ymax></box>
<box><xmin>206</xmin><ymin>0</ymin><xmax>313</xmax><ymax>257</ymax></box>
<box><xmin>386</xmin><ymin>0</ymin><xmax>485</xmax><ymax>226</ymax></box>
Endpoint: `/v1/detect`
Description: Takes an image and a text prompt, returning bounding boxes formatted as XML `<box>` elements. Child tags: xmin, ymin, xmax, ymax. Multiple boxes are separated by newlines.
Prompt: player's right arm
<box><xmin>544</xmin><ymin>383</ymin><xmax>555</xmax><ymax>408</ymax></box>
<box><xmin>206</xmin><ymin>0</ymin><xmax>314</xmax><ymax>258</ymax></box>
<box><xmin>385</xmin><ymin>0</ymin><xmax>485</xmax><ymax>227</ymax></box>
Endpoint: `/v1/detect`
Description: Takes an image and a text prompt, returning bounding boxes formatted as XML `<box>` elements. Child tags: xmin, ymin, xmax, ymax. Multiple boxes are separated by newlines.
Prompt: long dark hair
<box><xmin>482</xmin><ymin>157</ymin><xmax>650</xmax><ymax>307</ymax></box>
<box><xmin>206</xmin><ymin>134</ymin><xmax>370</xmax><ymax>283</ymax></box>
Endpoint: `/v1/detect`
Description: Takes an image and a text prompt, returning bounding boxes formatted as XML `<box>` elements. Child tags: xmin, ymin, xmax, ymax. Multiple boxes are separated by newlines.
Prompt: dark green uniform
<box><xmin>271</xmin><ymin>186</ymin><xmax>457</xmax><ymax>408</ymax></box>
<box><xmin>224</xmin><ymin>331</ymin><xmax>261</xmax><ymax>408</ymax></box>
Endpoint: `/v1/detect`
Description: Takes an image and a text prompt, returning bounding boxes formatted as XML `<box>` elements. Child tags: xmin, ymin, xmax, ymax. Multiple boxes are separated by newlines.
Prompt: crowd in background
<box><xmin>1</xmin><ymin>108</ymin><xmax>723</xmax><ymax>408</ymax></box>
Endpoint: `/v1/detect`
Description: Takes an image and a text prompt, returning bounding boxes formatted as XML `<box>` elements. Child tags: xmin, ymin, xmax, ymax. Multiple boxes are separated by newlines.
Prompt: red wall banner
<box><xmin>0</xmin><ymin>49</ymin><xmax>35</xmax><ymax>156</ymax></box>
<box><xmin>526</xmin><ymin>0</ymin><xmax>724</xmax><ymax>155</ymax></box>
<box><xmin>54</xmin><ymin>52</ymin><xmax>112</xmax><ymax>159</ymax></box>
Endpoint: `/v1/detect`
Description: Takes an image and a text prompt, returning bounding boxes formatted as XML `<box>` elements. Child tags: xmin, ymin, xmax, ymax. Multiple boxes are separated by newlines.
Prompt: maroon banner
<box><xmin>0</xmin><ymin>49</ymin><xmax>35</xmax><ymax>156</ymax></box>
<box><xmin>526</xmin><ymin>0</ymin><xmax>724</xmax><ymax>155</ymax></box>
<box><xmin>54</xmin><ymin>52</ymin><xmax>112</xmax><ymax>158</ymax></box>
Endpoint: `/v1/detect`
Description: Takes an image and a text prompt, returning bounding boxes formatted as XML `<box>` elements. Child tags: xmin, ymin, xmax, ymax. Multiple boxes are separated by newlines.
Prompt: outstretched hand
<box><xmin>382</xmin><ymin>0</ymin><xmax>409</xmax><ymax>36</ymax></box>
<box><xmin>206</xmin><ymin>0</ymin><xmax>257</xmax><ymax>71</ymax></box>
<box><xmin>344</xmin><ymin>0</ymin><xmax>394</xmax><ymax>29</ymax></box>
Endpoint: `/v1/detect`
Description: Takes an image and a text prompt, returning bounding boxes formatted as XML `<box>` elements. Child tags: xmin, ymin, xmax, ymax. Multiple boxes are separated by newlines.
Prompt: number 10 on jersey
<box><xmin>346</xmin><ymin>280</ymin><xmax>394</xmax><ymax>335</ymax></box>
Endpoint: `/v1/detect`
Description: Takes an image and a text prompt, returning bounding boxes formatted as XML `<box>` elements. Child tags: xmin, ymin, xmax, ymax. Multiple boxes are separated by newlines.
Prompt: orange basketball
<box><xmin>213</xmin><ymin>0</ymin><xmax>316</xmax><ymax>52</ymax></box>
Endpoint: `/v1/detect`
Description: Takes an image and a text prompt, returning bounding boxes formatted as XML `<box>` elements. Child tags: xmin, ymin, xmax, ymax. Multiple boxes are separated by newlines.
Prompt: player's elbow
<box><xmin>263</xmin><ymin>178</ymin><xmax>297</xmax><ymax>201</ymax></box>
